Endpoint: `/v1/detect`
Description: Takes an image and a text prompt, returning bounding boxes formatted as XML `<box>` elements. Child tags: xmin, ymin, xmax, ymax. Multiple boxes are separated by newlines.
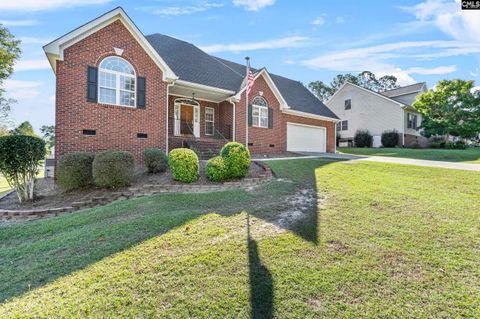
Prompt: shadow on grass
<box><xmin>0</xmin><ymin>159</ymin><xmax>338</xmax><ymax>303</ymax></box>
<box><xmin>247</xmin><ymin>213</ymin><xmax>273</xmax><ymax>319</ymax></box>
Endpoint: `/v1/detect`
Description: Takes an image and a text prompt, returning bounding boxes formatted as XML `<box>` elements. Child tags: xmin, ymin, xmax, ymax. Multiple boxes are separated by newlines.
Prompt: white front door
<box><xmin>287</xmin><ymin>122</ymin><xmax>326</xmax><ymax>152</ymax></box>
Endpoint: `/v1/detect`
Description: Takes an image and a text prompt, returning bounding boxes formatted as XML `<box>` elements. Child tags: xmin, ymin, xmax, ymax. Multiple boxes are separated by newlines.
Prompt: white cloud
<box><xmin>400</xmin><ymin>0</ymin><xmax>480</xmax><ymax>42</ymax></box>
<box><xmin>405</xmin><ymin>65</ymin><xmax>457</xmax><ymax>75</ymax></box>
<box><xmin>302</xmin><ymin>41</ymin><xmax>461</xmax><ymax>85</ymax></box>
<box><xmin>14</xmin><ymin>59</ymin><xmax>51</xmax><ymax>72</ymax></box>
<box><xmin>20</xmin><ymin>37</ymin><xmax>53</xmax><ymax>44</ymax></box>
<box><xmin>3</xmin><ymin>80</ymin><xmax>43</xmax><ymax>100</ymax></box>
<box><xmin>200</xmin><ymin>36</ymin><xmax>308</xmax><ymax>53</ymax></box>
<box><xmin>0</xmin><ymin>0</ymin><xmax>112</xmax><ymax>11</ymax></box>
<box><xmin>336</xmin><ymin>16</ymin><xmax>345</xmax><ymax>24</ymax></box>
<box><xmin>311</xmin><ymin>16</ymin><xmax>325</xmax><ymax>26</ymax></box>
<box><xmin>0</xmin><ymin>19</ymin><xmax>39</xmax><ymax>26</ymax></box>
<box><xmin>232</xmin><ymin>0</ymin><xmax>275</xmax><ymax>11</ymax></box>
<box><xmin>138</xmin><ymin>2</ymin><xmax>223</xmax><ymax>16</ymax></box>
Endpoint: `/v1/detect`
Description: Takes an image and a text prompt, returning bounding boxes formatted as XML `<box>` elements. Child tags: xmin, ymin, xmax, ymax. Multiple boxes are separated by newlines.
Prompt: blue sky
<box><xmin>1</xmin><ymin>0</ymin><xmax>479</xmax><ymax>133</ymax></box>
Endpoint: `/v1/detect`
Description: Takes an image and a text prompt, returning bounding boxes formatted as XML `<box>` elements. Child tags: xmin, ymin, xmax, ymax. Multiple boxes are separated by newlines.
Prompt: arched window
<box><xmin>252</xmin><ymin>96</ymin><xmax>268</xmax><ymax>128</ymax></box>
<box><xmin>98</xmin><ymin>56</ymin><xmax>136</xmax><ymax>107</ymax></box>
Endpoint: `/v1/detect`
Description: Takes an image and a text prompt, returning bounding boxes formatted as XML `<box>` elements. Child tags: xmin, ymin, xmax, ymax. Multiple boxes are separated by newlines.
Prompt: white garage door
<box><xmin>287</xmin><ymin>123</ymin><xmax>326</xmax><ymax>153</ymax></box>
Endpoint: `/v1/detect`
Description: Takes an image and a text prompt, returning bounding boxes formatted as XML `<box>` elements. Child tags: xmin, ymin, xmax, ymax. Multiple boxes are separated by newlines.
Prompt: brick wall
<box><xmin>234</xmin><ymin>75</ymin><xmax>336</xmax><ymax>153</ymax></box>
<box><xmin>55</xmin><ymin>19</ymin><xmax>167</xmax><ymax>163</ymax></box>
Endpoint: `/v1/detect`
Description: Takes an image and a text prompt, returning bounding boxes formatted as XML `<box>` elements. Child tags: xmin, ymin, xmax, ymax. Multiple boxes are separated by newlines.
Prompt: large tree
<box><xmin>12</xmin><ymin>121</ymin><xmax>37</xmax><ymax>137</ymax></box>
<box><xmin>308</xmin><ymin>71</ymin><xmax>400</xmax><ymax>101</ymax></box>
<box><xmin>413</xmin><ymin>79</ymin><xmax>480</xmax><ymax>139</ymax></box>
<box><xmin>0</xmin><ymin>24</ymin><xmax>21</xmax><ymax>133</ymax></box>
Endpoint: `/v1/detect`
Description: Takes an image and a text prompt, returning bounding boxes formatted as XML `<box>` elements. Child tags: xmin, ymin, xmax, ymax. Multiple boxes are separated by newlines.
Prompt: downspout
<box><xmin>166</xmin><ymin>81</ymin><xmax>175</xmax><ymax>153</ymax></box>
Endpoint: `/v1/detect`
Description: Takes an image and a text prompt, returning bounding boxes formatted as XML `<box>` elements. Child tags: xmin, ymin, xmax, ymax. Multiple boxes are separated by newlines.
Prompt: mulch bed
<box><xmin>0</xmin><ymin>161</ymin><xmax>265</xmax><ymax>211</ymax></box>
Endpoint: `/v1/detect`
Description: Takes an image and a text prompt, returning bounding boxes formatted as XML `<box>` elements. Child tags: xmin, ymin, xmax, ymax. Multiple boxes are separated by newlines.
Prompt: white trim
<box><xmin>170</xmin><ymin>93</ymin><xmax>223</xmax><ymax>104</ymax></box>
<box><xmin>287</xmin><ymin>121</ymin><xmax>327</xmax><ymax>130</ymax></box>
<box><xmin>98</xmin><ymin>56</ymin><xmax>136</xmax><ymax>107</ymax></box>
<box><xmin>166</xmin><ymin>82</ymin><xmax>174</xmax><ymax>153</ymax></box>
<box><xmin>252</xmin><ymin>100</ymin><xmax>268</xmax><ymax>128</ymax></box>
<box><xmin>326</xmin><ymin>82</ymin><xmax>405</xmax><ymax>108</ymax></box>
<box><xmin>235</xmin><ymin>69</ymin><xmax>289</xmax><ymax>110</ymax></box>
<box><xmin>43</xmin><ymin>7</ymin><xmax>177</xmax><ymax>81</ymax></box>
<box><xmin>227</xmin><ymin>98</ymin><xmax>236</xmax><ymax>141</ymax></box>
<box><xmin>173</xmin><ymin>98</ymin><xmax>200</xmax><ymax>138</ymax></box>
<box><xmin>205</xmin><ymin>107</ymin><xmax>214</xmax><ymax>136</ymax></box>
<box><xmin>282</xmin><ymin>108</ymin><xmax>340</xmax><ymax>122</ymax></box>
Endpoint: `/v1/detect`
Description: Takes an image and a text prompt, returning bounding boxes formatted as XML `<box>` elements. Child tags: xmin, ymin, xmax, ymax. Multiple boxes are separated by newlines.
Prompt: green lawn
<box><xmin>339</xmin><ymin>147</ymin><xmax>480</xmax><ymax>163</ymax></box>
<box><xmin>0</xmin><ymin>159</ymin><xmax>479</xmax><ymax>318</ymax></box>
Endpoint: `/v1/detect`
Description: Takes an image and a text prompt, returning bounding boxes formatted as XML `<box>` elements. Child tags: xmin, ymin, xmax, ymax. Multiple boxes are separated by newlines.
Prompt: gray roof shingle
<box><xmin>146</xmin><ymin>33</ymin><xmax>337</xmax><ymax>119</ymax></box>
<box><xmin>381</xmin><ymin>83</ymin><xmax>426</xmax><ymax>97</ymax></box>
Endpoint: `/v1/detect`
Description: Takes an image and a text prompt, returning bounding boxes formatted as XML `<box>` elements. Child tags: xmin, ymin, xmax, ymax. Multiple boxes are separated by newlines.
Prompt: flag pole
<box><xmin>245</xmin><ymin>56</ymin><xmax>250</xmax><ymax>149</ymax></box>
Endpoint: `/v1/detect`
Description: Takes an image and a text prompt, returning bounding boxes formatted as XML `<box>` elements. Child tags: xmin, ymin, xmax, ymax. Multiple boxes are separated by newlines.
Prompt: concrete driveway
<box><xmin>298</xmin><ymin>152</ymin><xmax>480</xmax><ymax>171</ymax></box>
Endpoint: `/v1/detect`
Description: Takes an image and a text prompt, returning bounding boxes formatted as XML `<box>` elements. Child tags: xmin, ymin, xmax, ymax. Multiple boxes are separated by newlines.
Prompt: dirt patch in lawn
<box><xmin>0</xmin><ymin>161</ymin><xmax>265</xmax><ymax>210</ymax></box>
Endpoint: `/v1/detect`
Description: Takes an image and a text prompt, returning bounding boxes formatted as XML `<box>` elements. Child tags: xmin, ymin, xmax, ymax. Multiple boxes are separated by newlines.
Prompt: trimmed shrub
<box><xmin>92</xmin><ymin>151</ymin><xmax>134</xmax><ymax>189</ymax></box>
<box><xmin>354</xmin><ymin>130</ymin><xmax>373</xmax><ymax>148</ymax></box>
<box><xmin>144</xmin><ymin>148</ymin><xmax>168</xmax><ymax>173</ymax></box>
<box><xmin>0</xmin><ymin>135</ymin><xmax>46</xmax><ymax>202</ymax></box>
<box><xmin>57</xmin><ymin>152</ymin><xmax>94</xmax><ymax>190</ymax></box>
<box><xmin>206</xmin><ymin>156</ymin><xmax>228</xmax><ymax>182</ymax></box>
<box><xmin>220</xmin><ymin>142</ymin><xmax>251</xmax><ymax>179</ymax></box>
<box><xmin>381</xmin><ymin>130</ymin><xmax>399</xmax><ymax>147</ymax></box>
<box><xmin>168</xmin><ymin>148</ymin><xmax>199</xmax><ymax>183</ymax></box>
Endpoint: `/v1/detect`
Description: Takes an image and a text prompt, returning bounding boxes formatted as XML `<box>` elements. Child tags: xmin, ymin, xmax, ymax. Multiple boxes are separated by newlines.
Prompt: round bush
<box><xmin>220</xmin><ymin>142</ymin><xmax>251</xmax><ymax>179</ymax></box>
<box><xmin>57</xmin><ymin>152</ymin><xmax>94</xmax><ymax>190</ymax></box>
<box><xmin>92</xmin><ymin>151</ymin><xmax>134</xmax><ymax>189</ymax></box>
<box><xmin>0</xmin><ymin>135</ymin><xmax>46</xmax><ymax>202</ymax></box>
<box><xmin>381</xmin><ymin>130</ymin><xmax>399</xmax><ymax>147</ymax></box>
<box><xmin>354</xmin><ymin>130</ymin><xmax>373</xmax><ymax>148</ymax></box>
<box><xmin>144</xmin><ymin>148</ymin><xmax>168</xmax><ymax>173</ymax></box>
<box><xmin>206</xmin><ymin>156</ymin><xmax>228</xmax><ymax>182</ymax></box>
<box><xmin>168</xmin><ymin>148</ymin><xmax>199</xmax><ymax>183</ymax></box>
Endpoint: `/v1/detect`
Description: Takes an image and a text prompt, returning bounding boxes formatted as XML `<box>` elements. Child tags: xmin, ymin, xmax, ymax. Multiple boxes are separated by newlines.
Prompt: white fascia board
<box><xmin>234</xmin><ymin>69</ymin><xmax>289</xmax><ymax>110</ymax></box>
<box><xmin>43</xmin><ymin>7</ymin><xmax>177</xmax><ymax>81</ymax></box>
<box><xmin>282</xmin><ymin>108</ymin><xmax>340</xmax><ymax>122</ymax></box>
<box><xmin>174</xmin><ymin>79</ymin><xmax>235</xmax><ymax>95</ymax></box>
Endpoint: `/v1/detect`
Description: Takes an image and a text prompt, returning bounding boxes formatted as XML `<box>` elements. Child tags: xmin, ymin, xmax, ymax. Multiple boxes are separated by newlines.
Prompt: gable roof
<box><xmin>326</xmin><ymin>82</ymin><xmax>406</xmax><ymax>107</ymax></box>
<box><xmin>43</xmin><ymin>7</ymin><xmax>176</xmax><ymax>81</ymax></box>
<box><xmin>210</xmin><ymin>57</ymin><xmax>338</xmax><ymax>119</ymax></box>
<box><xmin>381</xmin><ymin>82</ymin><xmax>426</xmax><ymax>98</ymax></box>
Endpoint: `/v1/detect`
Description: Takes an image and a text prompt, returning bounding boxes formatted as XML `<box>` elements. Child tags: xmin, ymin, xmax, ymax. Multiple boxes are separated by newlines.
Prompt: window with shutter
<box><xmin>252</xmin><ymin>96</ymin><xmax>269</xmax><ymax>128</ymax></box>
<box><xmin>98</xmin><ymin>56</ymin><xmax>136</xmax><ymax>107</ymax></box>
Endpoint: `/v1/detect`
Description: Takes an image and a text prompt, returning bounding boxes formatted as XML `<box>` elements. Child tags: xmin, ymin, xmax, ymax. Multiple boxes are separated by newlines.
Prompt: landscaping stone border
<box><xmin>0</xmin><ymin>161</ymin><xmax>273</xmax><ymax>222</ymax></box>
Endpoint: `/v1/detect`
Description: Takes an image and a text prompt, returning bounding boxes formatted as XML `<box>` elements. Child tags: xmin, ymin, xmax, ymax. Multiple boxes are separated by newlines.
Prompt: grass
<box><xmin>0</xmin><ymin>159</ymin><xmax>479</xmax><ymax>318</ymax></box>
<box><xmin>339</xmin><ymin>147</ymin><xmax>480</xmax><ymax>163</ymax></box>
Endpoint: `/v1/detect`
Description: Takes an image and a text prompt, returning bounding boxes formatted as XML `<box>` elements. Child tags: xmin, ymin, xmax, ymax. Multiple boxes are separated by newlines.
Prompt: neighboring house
<box><xmin>43</xmin><ymin>7</ymin><xmax>339</xmax><ymax>163</ymax></box>
<box><xmin>326</xmin><ymin>82</ymin><xmax>428</xmax><ymax>147</ymax></box>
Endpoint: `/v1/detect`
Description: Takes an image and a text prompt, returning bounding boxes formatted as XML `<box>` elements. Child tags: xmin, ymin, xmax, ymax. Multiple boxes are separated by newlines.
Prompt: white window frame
<box><xmin>252</xmin><ymin>96</ymin><xmax>268</xmax><ymax>128</ymax></box>
<box><xmin>338</xmin><ymin>120</ymin><xmax>348</xmax><ymax>131</ymax></box>
<box><xmin>205</xmin><ymin>107</ymin><xmax>215</xmax><ymax>136</ymax></box>
<box><xmin>98</xmin><ymin>56</ymin><xmax>136</xmax><ymax>108</ymax></box>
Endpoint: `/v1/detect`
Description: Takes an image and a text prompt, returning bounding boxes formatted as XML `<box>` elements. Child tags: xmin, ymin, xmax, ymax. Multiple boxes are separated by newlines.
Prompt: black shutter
<box><xmin>248</xmin><ymin>104</ymin><xmax>253</xmax><ymax>127</ymax></box>
<box><xmin>87</xmin><ymin>66</ymin><xmax>98</xmax><ymax>102</ymax></box>
<box><xmin>268</xmin><ymin>107</ymin><xmax>273</xmax><ymax>128</ymax></box>
<box><xmin>137</xmin><ymin>76</ymin><xmax>146</xmax><ymax>109</ymax></box>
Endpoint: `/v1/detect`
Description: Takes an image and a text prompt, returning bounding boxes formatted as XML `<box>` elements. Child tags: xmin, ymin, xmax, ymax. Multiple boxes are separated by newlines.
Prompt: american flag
<box><xmin>247</xmin><ymin>64</ymin><xmax>254</xmax><ymax>95</ymax></box>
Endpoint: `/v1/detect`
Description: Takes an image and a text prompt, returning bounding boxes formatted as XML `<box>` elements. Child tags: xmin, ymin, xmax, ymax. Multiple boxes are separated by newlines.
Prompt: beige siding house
<box><xmin>326</xmin><ymin>82</ymin><xmax>428</xmax><ymax>147</ymax></box>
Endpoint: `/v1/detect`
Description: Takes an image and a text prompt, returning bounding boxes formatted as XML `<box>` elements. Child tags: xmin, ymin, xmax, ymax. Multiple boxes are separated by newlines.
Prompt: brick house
<box><xmin>44</xmin><ymin>7</ymin><xmax>339</xmax><ymax>162</ymax></box>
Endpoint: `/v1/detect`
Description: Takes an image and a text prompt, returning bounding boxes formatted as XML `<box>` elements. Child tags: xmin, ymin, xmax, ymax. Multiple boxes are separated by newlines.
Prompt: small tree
<box><xmin>354</xmin><ymin>130</ymin><xmax>373</xmax><ymax>148</ymax></box>
<box><xmin>0</xmin><ymin>135</ymin><xmax>46</xmax><ymax>202</ymax></box>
